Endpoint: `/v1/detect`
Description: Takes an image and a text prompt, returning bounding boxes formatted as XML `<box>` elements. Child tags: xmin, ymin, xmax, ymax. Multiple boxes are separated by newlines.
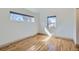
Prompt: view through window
<box><xmin>47</xmin><ymin>16</ymin><xmax>56</xmax><ymax>28</ymax></box>
<box><xmin>10</xmin><ymin>11</ymin><xmax>35</xmax><ymax>22</ymax></box>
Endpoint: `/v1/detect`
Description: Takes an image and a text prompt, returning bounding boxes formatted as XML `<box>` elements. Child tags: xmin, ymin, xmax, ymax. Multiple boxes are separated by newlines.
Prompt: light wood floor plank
<box><xmin>0</xmin><ymin>34</ymin><xmax>78</xmax><ymax>51</ymax></box>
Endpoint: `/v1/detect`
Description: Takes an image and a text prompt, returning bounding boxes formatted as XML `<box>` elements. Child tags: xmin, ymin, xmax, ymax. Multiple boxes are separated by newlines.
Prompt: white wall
<box><xmin>38</xmin><ymin>8</ymin><xmax>75</xmax><ymax>40</ymax></box>
<box><xmin>73</xmin><ymin>9</ymin><xmax>76</xmax><ymax>44</ymax></box>
<box><xmin>76</xmin><ymin>9</ymin><xmax>79</xmax><ymax>44</ymax></box>
<box><xmin>0</xmin><ymin>8</ymin><xmax>39</xmax><ymax>46</ymax></box>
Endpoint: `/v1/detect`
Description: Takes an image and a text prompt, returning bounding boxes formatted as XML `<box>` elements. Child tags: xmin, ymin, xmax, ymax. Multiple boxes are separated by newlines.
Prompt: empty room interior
<box><xmin>0</xmin><ymin>8</ymin><xmax>79</xmax><ymax>51</ymax></box>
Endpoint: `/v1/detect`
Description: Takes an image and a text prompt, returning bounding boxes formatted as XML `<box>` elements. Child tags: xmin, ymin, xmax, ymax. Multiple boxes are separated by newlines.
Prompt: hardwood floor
<box><xmin>0</xmin><ymin>34</ymin><xmax>78</xmax><ymax>51</ymax></box>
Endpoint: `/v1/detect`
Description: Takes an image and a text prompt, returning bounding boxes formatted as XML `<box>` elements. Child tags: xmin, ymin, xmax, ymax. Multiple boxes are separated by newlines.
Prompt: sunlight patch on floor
<box><xmin>27</xmin><ymin>45</ymin><xmax>36</xmax><ymax>51</ymax></box>
<box><xmin>42</xmin><ymin>27</ymin><xmax>52</xmax><ymax>42</ymax></box>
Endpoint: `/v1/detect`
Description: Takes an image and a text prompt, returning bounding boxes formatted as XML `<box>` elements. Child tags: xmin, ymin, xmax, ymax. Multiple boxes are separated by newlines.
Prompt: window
<box><xmin>10</xmin><ymin>11</ymin><xmax>35</xmax><ymax>22</ymax></box>
<box><xmin>47</xmin><ymin>16</ymin><xmax>56</xmax><ymax>28</ymax></box>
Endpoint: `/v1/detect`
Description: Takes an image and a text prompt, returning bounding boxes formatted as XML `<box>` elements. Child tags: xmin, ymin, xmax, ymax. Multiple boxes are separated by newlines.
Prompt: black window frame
<box><xmin>10</xmin><ymin>11</ymin><xmax>34</xmax><ymax>17</ymax></box>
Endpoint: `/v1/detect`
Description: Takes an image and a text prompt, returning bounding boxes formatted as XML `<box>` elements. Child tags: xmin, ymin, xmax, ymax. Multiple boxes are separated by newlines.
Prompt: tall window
<box><xmin>10</xmin><ymin>11</ymin><xmax>35</xmax><ymax>22</ymax></box>
<box><xmin>47</xmin><ymin>16</ymin><xmax>56</xmax><ymax>28</ymax></box>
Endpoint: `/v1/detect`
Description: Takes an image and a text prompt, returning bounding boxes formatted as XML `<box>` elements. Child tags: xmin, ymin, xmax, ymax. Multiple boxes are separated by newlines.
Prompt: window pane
<box><xmin>31</xmin><ymin>17</ymin><xmax>35</xmax><ymax>22</ymax></box>
<box><xmin>10</xmin><ymin>11</ymin><xmax>35</xmax><ymax>23</ymax></box>
<box><xmin>47</xmin><ymin>16</ymin><xmax>56</xmax><ymax>28</ymax></box>
<box><xmin>10</xmin><ymin>13</ymin><xmax>24</xmax><ymax>22</ymax></box>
